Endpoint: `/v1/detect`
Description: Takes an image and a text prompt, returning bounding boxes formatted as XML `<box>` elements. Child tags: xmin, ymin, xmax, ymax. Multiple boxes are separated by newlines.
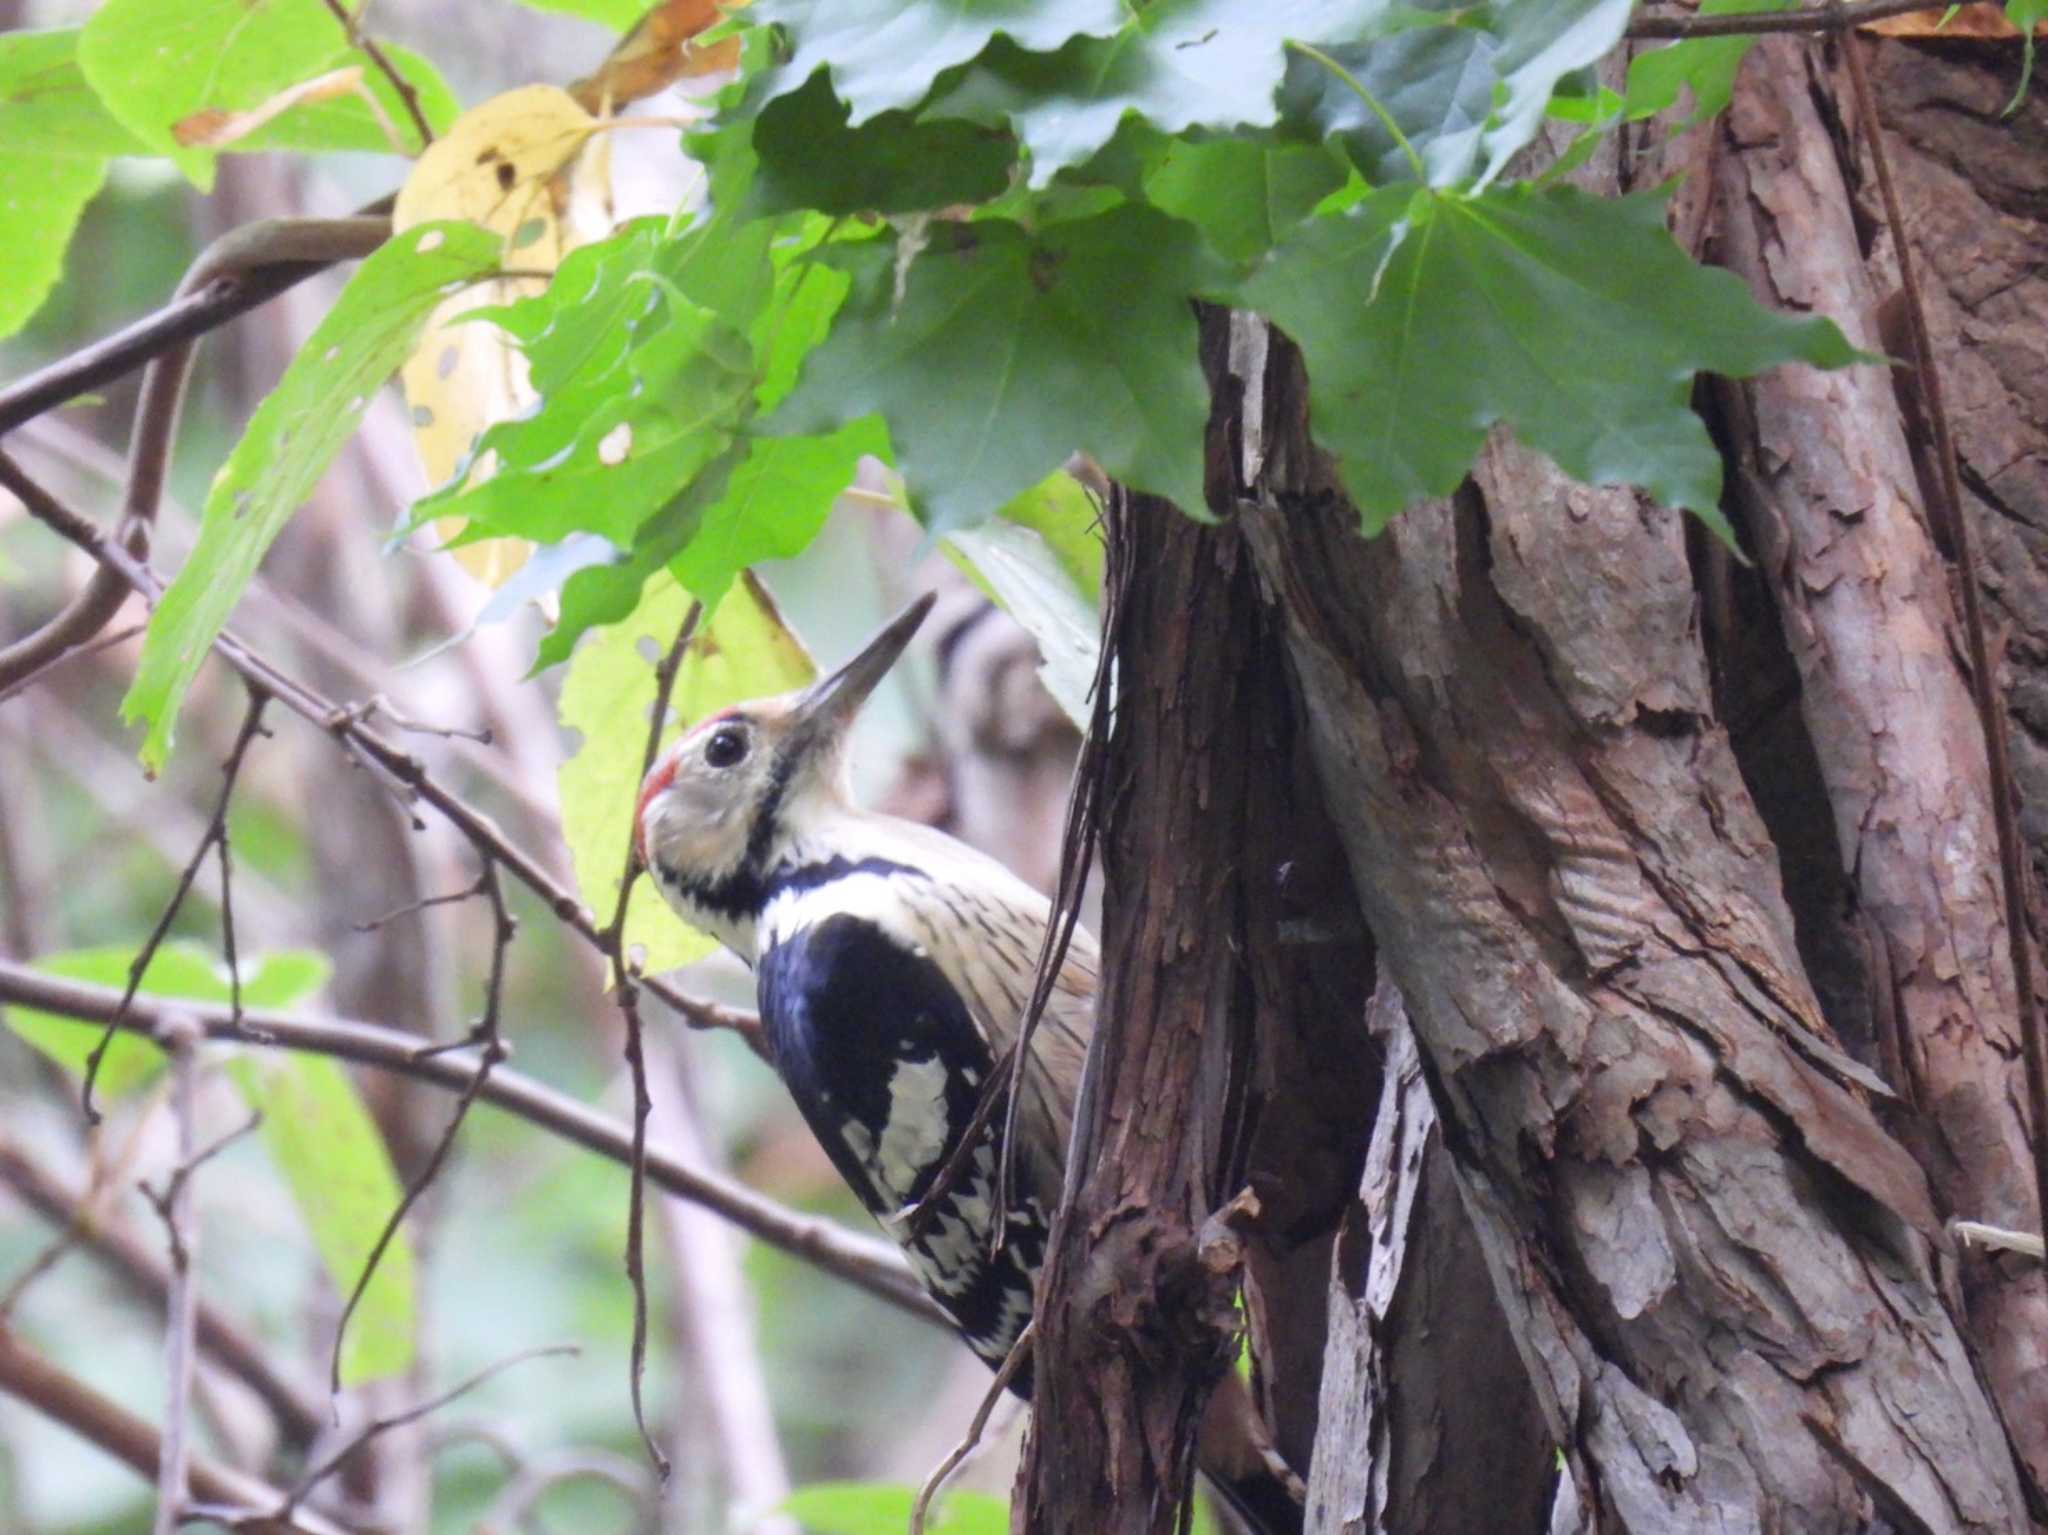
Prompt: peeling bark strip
<box><xmin>1712</xmin><ymin>36</ymin><xmax>2048</xmax><ymax>1496</ymax></box>
<box><xmin>1235</xmin><ymin>319</ymin><xmax>2029</xmax><ymax>1528</ymax></box>
<box><xmin>1020</xmin><ymin>491</ymin><xmax>1270</xmax><ymax>1535</ymax></box>
<box><xmin>1307</xmin><ymin>981</ymin><xmax>1551</xmax><ymax>1535</ymax></box>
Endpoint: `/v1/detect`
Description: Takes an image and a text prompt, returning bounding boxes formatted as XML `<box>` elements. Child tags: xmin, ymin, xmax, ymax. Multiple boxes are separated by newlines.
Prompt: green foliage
<box><xmin>754</xmin><ymin>0</ymin><xmax>1128</xmax><ymax>121</ymax></box>
<box><xmin>77</xmin><ymin>0</ymin><xmax>455</xmax><ymax>189</ymax></box>
<box><xmin>226</xmin><ymin>1047</ymin><xmax>417</xmax><ymax>1385</ymax></box>
<box><xmin>122</xmin><ymin>221</ymin><xmax>502</xmax><ymax>771</ymax></box>
<box><xmin>776</xmin><ymin>1482</ymin><xmax>1008</xmax><ymax>1535</ymax></box>
<box><xmin>0</xmin><ymin>29</ymin><xmax>146</xmax><ymax>343</ymax></box>
<box><xmin>1620</xmin><ymin>0</ymin><xmax>1785</xmax><ymax>125</ymax></box>
<box><xmin>775</xmin><ymin>207</ymin><xmax>1222</xmax><ymax>530</ymax></box>
<box><xmin>422</xmin><ymin>214</ymin><xmax>878</xmax><ymax>669</ymax></box>
<box><xmin>1232</xmin><ymin>182</ymin><xmax>1865</xmax><ymax>533</ymax></box>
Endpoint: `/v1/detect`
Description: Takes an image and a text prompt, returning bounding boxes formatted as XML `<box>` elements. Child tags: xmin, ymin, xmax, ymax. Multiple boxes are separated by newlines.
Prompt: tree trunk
<box><xmin>1023</xmin><ymin>29</ymin><xmax>2045</xmax><ymax>1535</ymax></box>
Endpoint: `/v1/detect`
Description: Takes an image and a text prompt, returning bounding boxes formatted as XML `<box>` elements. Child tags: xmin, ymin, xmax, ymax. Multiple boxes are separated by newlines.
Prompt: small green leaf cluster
<box><xmin>447</xmin><ymin>0</ymin><xmax>1865</xmax><ymax>662</ymax></box>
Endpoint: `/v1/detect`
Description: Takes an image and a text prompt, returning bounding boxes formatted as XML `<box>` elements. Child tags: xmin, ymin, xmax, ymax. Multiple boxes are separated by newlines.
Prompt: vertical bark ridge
<box><xmin>1235</xmin><ymin>321</ymin><xmax>2028</xmax><ymax>1528</ymax></box>
<box><xmin>1712</xmin><ymin>36</ymin><xmax>2048</xmax><ymax>1495</ymax></box>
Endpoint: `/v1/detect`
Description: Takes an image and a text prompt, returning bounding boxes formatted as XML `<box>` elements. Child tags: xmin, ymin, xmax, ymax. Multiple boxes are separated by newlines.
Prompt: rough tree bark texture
<box><xmin>1305</xmin><ymin>982</ymin><xmax>1551</xmax><ymax>1535</ymax></box>
<box><xmin>1230</xmin><ymin>306</ymin><xmax>2028</xmax><ymax>1528</ymax></box>
<box><xmin>1026</xmin><ymin>31</ymin><xmax>2044</xmax><ymax>1535</ymax></box>
<box><xmin>1705</xmin><ymin>37</ymin><xmax>2048</xmax><ymax>1495</ymax></box>
<box><xmin>1021</xmin><ymin>489</ymin><xmax>1274</xmax><ymax>1535</ymax></box>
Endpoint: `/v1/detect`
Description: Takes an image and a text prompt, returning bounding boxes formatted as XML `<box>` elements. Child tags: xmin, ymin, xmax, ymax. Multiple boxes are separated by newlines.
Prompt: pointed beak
<box><xmin>790</xmin><ymin>591</ymin><xmax>937</xmax><ymax>744</ymax></box>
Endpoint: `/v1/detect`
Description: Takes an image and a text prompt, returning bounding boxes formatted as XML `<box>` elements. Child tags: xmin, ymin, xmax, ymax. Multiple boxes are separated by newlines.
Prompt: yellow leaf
<box><xmin>395</xmin><ymin>85</ymin><xmax>615</xmax><ymax>589</ymax></box>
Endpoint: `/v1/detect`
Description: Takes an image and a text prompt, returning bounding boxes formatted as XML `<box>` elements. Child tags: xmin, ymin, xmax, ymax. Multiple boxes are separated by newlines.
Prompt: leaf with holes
<box><xmin>1233</xmin><ymin>182</ymin><xmax>1867</xmax><ymax>534</ymax></box>
<box><xmin>556</xmin><ymin>573</ymin><xmax>815</xmax><ymax>978</ymax></box>
<box><xmin>770</xmin><ymin>205</ymin><xmax>1221</xmax><ymax>532</ymax></box>
<box><xmin>122</xmin><ymin>221</ymin><xmax>502</xmax><ymax>771</ymax></box>
<box><xmin>533</xmin><ymin>420</ymin><xmax>883</xmax><ymax>673</ymax></box>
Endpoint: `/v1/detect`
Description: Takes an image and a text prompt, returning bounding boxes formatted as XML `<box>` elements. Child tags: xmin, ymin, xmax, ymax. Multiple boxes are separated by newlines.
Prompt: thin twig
<box><xmin>150</xmin><ymin>1020</ymin><xmax>197</xmax><ymax>1535</ymax></box>
<box><xmin>0</xmin><ymin>622</ymin><xmax>144</xmax><ymax>710</ymax></box>
<box><xmin>605</xmin><ymin>600</ymin><xmax>702</xmax><ymax>1480</ymax></box>
<box><xmin>1626</xmin><ymin>0</ymin><xmax>1960</xmax><ymax>36</ymax></box>
<box><xmin>0</xmin><ymin>961</ymin><xmax>940</xmax><ymax>1320</ymax></box>
<box><xmin>0</xmin><ymin>452</ymin><xmax>764</xmax><ymax>1061</ymax></box>
<box><xmin>329</xmin><ymin>860</ymin><xmax>514</xmax><ymax>1394</ymax></box>
<box><xmin>0</xmin><ymin>1137</ymin><xmax>325</xmax><ymax>1446</ymax></box>
<box><xmin>317</xmin><ymin>0</ymin><xmax>434</xmax><ymax>150</ymax></box>
<box><xmin>478</xmin><ymin>1447</ymin><xmax>658</xmax><ymax>1533</ymax></box>
<box><xmin>287</xmin><ymin>1345</ymin><xmax>578</xmax><ymax>1518</ymax></box>
<box><xmin>0</xmin><ymin>219</ymin><xmax>390</xmax><ymax>692</ymax></box>
<box><xmin>1839</xmin><ymin>30</ymin><xmax>2048</xmax><ymax>1271</ymax></box>
<box><xmin>80</xmin><ymin>688</ymin><xmax>270</xmax><ymax>1122</ymax></box>
<box><xmin>353</xmin><ymin>872</ymin><xmax>489</xmax><ymax>933</ymax></box>
<box><xmin>0</xmin><ymin>1329</ymin><xmax>348</xmax><ymax>1535</ymax></box>
<box><xmin>910</xmin><ymin>1322</ymin><xmax>1033</xmax><ymax>1535</ymax></box>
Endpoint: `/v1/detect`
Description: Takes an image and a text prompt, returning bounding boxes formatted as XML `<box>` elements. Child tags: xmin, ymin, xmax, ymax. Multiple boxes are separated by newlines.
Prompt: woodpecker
<box><xmin>636</xmin><ymin>593</ymin><xmax>1302</xmax><ymax>1534</ymax></box>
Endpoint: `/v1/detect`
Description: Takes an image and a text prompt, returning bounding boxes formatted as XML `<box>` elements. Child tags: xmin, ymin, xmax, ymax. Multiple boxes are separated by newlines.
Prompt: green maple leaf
<box><xmin>925</xmin><ymin>0</ymin><xmax>1391</xmax><ymax>187</ymax></box>
<box><xmin>769</xmin><ymin>204</ymin><xmax>1221</xmax><ymax>533</ymax></box>
<box><xmin>753</xmin><ymin>0</ymin><xmax>1128</xmax><ymax>121</ymax></box>
<box><xmin>1232</xmin><ymin>182</ymin><xmax>1868</xmax><ymax>534</ymax></box>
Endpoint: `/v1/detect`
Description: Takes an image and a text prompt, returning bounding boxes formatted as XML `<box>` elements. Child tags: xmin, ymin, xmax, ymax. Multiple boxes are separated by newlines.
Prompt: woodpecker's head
<box><xmin>635</xmin><ymin>592</ymin><xmax>936</xmax><ymax>951</ymax></box>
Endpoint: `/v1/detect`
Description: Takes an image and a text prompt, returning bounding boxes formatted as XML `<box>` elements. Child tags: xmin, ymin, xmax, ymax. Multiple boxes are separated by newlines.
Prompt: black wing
<box><xmin>758</xmin><ymin>913</ymin><xmax>1048</xmax><ymax>1376</ymax></box>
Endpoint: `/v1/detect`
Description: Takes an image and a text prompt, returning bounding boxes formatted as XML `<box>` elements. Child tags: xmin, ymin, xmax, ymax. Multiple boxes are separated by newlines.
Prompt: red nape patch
<box><xmin>635</xmin><ymin>752</ymin><xmax>681</xmax><ymax>868</ymax></box>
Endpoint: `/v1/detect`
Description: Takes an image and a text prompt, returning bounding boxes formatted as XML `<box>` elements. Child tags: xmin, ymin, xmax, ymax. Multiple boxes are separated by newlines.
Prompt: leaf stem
<box><xmin>1286</xmin><ymin>39</ymin><xmax>1429</xmax><ymax>185</ymax></box>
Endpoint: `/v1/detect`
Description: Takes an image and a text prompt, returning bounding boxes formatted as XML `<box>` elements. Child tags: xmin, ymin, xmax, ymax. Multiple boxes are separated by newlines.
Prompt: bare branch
<box><xmin>479</xmin><ymin>1447</ymin><xmax>658</xmax><ymax>1534</ymax></box>
<box><xmin>0</xmin><ymin>218</ymin><xmax>389</xmax><ymax>691</ymax></box>
<box><xmin>80</xmin><ymin>689</ymin><xmax>270</xmax><ymax>1120</ymax></box>
<box><xmin>0</xmin><ymin>452</ymin><xmax>763</xmax><ymax>1073</ymax></box>
<box><xmin>143</xmin><ymin>1017</ymin><xmax>204</xmax><ymax>1535</ymax></box>
<box><xmin>0</xmin><ymin>960</ymin><xmax>940</xmax><ymax>1323</ymax></box>
<box><xmin>0</xmin><ymin>208</ymin><xmax>391</xmax><ymax>433</ymax></box>
<box><xmin>330</xmin><ymin>861</ymin><xmax>514</xmax><ymax>1393</ymax></box>
<box><xmin>912</xmin><ymin>1322</ymin><xmax>1032</xmax><ymax>1535</ymax></box>
<box><xmin>0</xmin><ymin>622</ymin><xmax>144</xmax><ymax>710</ymax></box>
<box><xmin>317</xmin><ymin>0</ymin><xmax>435</xmax><ymax>150</ymax></box>
<box><xmin>0</xmin><ymin>1136</ymin><xmax>326</xmax><ymax>1447</ymax></box>
<box><xmin>1626</xmin><ymin>0</ymin><xmax>1962</xmax><ymax>36</ymax></box>
<box><xmin>605</xmin><ymin>600</ymin><xmax>702</xmax><ymax>1480</ymax></box>
<box><xmin>286</xmin><ymin>1344</ymin><xmax>578</xmax><ymax>1519</ymax></box>
<box><xmin>0</xmin><ymin>1328</ymin><xmax>349</xmax><ymax>1535</ymax></box>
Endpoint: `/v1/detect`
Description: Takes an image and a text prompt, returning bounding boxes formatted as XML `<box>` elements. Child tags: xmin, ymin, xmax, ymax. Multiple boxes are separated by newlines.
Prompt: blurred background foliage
<box><xmin>0</xmin><ymin>1</ymin><xmax>1082</xmax><ymax>1530</ymax></box>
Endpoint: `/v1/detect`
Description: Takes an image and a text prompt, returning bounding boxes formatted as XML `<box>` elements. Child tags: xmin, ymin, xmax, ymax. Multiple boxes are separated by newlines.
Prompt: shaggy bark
<box><xmin>1305</xmin><ymin>982</ymin><xmax>1551</xmax><ymax>1535</ymax></box>
<box><xmin>1228</xmin><ymin>296</ymin><xmax>2029</xmax><ymax>1528</ymax></box>
<box><xmin>1023</xmin><ymin>483</ymin><xmax>1302</xmax><ymax>1535</ymax></box>
<box><xmin>1706</xmin><ymin>35</ymin><xmax>2048</xmax><ymax>1497</ymax></box>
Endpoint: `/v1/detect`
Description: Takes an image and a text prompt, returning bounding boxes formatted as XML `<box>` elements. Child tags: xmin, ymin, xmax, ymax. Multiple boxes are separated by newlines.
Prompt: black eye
<box><xmin>704</xmin><ymin>724</ymin><xmax>749</xmax><ymax>769</ymax></box>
